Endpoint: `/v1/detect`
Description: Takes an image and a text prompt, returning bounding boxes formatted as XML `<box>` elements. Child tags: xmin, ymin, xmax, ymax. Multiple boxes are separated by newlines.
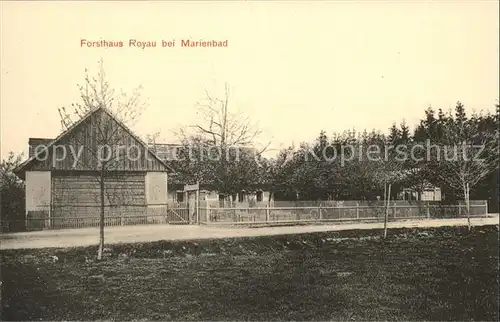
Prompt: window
<box><xmin>256</xmin><ymin>191</ymin><xmax>263</xmax><ymax>202</ymax></box>
<box><xmin>176</xmin><ymin>192</ymin><xmax>184</xmax><ymax>203</ymax></box>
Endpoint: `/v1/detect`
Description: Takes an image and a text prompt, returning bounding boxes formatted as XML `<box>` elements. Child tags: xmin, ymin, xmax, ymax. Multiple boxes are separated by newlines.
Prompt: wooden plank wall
<box><xmin>51</xmin><ymin>172</ymin><xmax>146</xmax><ymax>219</ymax></box>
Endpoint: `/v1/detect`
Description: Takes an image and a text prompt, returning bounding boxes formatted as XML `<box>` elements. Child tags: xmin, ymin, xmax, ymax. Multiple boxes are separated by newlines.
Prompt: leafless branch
<box><xmin>178</xmin><ymin>83</ymin><xmax>269</xmax><ymax>152</ymax></box>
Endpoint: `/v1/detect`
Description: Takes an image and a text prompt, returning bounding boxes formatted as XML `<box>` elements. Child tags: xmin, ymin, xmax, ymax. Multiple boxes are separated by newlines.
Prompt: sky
<box><xmin>1</xmin><ymin>1</ymin><xmax>499</xmax><ymax>160</ymax></box>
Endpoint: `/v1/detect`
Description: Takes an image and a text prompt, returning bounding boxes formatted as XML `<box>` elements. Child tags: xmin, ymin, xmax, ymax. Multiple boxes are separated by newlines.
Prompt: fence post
<box><xmin>266</xmin><ymin>204</ymin><xmax>269</xmax><ymax>222</ymax></box>
<box><xmin>393</xmin><ymin>202</ymin><xmax>397</xmax><ymax>219</ymax></box>
<box><xmin>48</xmin><ymin>204</ymin><xmax>52</xmax><ymax>229</ymax></box>
<box><xmin>319</xmin><ymin>203</ymin><xmax>322</xmax><ymax>221</ymax></box>
<box><xmin>485</xmin><ymin>200</ymin><xmax>488</xmax><ymax>215</ymax></box>
<box><xmin>426</xmin><ymin>202</ymin><xmax>430</xmax><ymax>219</ymax></box>
<box><xmin>356</xmin><ymin>202</ymin><xmax>359</xmax><ymax>220</ymax></box>
<box><xmin>458</xmin><ymin>203</ymin><xmax>462</xmax><ymax>216</ymax></box>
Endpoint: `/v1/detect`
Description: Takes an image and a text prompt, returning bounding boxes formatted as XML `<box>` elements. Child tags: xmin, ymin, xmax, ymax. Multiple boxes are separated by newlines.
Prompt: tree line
<box><xmin>1</xmin><ymin>63</ymin><xmax>498</xmax><ymax>237</ymax></box>
<box><xmin>170</xmin><ymin>100</ymin><xmax>499</xmax><ymax>210</ymax></box>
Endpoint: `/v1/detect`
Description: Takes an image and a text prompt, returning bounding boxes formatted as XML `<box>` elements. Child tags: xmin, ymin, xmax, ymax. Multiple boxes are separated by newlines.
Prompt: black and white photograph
<box><xmin>1</xmin><ymin>1</ymin><xmax>499</xmax><ymax>321</ymax></box>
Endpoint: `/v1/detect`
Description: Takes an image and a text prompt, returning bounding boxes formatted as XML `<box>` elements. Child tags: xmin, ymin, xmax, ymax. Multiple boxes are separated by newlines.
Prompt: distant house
<box><xmin>150</xmin><ymin>142</ymin><xmax>259</xmax><ymax>162</ymax></box>
<box><xmin>399</xmin><ymin>186</ymin><xmax>442</xmax><ymax>201</ymax></box>
<box><xmin>150</xmin><ymin>142</ymin><xmax>183</xmax><ymax>162</ymax></box>
<box><xmin>166</xmin><ymin>182</ymin><xmax>274</xmax><ymax>208</ymax></box>
<box><xmin>393</xmin><ymin>169</ymin><xmax>443</xmax><ymax>201</ymax></box>
<box><xmin>150</xmin><ymin>143</ymin><xmax>273</xmax><ymax>208</ymax></box>
<box><xmin>14</xmin><ymin>108</ymin><xmax>172</xmax><ymax>227</ymax></box>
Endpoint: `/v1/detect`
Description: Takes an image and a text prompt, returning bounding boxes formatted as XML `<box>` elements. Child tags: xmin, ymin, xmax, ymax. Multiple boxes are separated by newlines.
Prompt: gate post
<box><xmin>184</xmin><ymin>182</ymin><xmax>200</xmax><ymax>224</ymax></box>
<box><xmin>196</xmin><ymin>187</ymin><xmax>200</xmax><ymax>224</ymax></box>
<box><xmin>48</xmin><ymin>203</ymin><xmax>52</xmax><ymax>229</ymax></box>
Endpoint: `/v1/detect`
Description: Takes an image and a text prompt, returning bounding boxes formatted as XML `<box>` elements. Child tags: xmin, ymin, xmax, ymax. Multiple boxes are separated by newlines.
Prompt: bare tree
<box><xmin>372</xmin><ymin>146</ymin><xmax>405</xmax><ymax>239</ymax></box>
<box><xmin>179</xmin><ymin>82</ymin><xmax>270</xmax><ymax>154</ymax></box>
<box><xmin>172</xmin><ymin>83</ymin><xmax>271</xmax><ymax>195</ymax></box>
<box><xmin>146</xmin><ymin>132</ymin><xmax>161</xmax><ymax>151</ymax></box>
<box><xmin>59</xmin><ymin>58</ymin><xmax>148</xmax><ymax>259</ymax></box>
<box><xmin>431</xmin><ymin>121</ymin><xmax>499</xmax><ymax>230</ymax></box>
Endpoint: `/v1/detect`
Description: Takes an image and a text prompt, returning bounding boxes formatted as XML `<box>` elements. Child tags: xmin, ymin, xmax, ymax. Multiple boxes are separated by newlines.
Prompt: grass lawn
<box><xmin>1</xmin><ymin>225</ymin><xmax>499</xmax><ymax>321</ymax></box>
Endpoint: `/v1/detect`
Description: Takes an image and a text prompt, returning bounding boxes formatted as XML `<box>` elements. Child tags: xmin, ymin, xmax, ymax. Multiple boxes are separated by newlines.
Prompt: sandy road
<box><xmin>1</xmin><ymin>215</ymin><xmax>498</xmax><ymax>250</ymax></box>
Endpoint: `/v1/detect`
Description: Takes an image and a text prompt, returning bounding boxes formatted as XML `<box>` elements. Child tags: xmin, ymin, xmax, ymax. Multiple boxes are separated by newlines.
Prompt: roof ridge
<box><xmin>14</xmin><ymin>107</ymin><xmax>175</xmax><ymax>177</ymax></box>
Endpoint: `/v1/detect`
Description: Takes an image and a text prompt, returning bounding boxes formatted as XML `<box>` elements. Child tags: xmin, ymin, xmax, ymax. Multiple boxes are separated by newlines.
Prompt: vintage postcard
<box><xmin>1</xmin><ymin>1</ymin><xmax>499</xmax><ymax>321</ymax></box>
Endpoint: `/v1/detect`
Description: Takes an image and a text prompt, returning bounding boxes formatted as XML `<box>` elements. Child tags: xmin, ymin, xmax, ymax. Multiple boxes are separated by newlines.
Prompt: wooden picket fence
<box><xmin>17</xmin><ymin>204</ymin><xmax>192</xmax><ymax>231</ymax></box>
<box><xmin>200</xmin><ymin>201</ymin><xmax>489</xmax><ymax>225</ymax></box>
<box><xmin>2</xmin><ymin>200</ymin><xmax>489</xmax><ymax>231</ymax></box>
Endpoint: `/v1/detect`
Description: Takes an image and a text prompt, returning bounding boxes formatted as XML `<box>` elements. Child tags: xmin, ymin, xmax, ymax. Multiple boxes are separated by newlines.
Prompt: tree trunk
<box><xmin>383</xmin><ymin>183</ymin><xmax>387</xmax><ymax>206</ymax></box>
<box><xmin>97</xmin><ymin>168</ymin><xmax>105</xmax><ymax>260</ymax></box>
<box><xmin>382</xmin><ymin>181</ymin><xmax>387</xmax><ymax>221</ymax></box>
<box><xmin>384</xmin><ymin>183</ymin><xmax>392</xmax><ymax>239</ymax></box>
<box><xmin>465</xmin><ymin>182</ymin><xmax>471</xmax><ymax>231</ymax></box>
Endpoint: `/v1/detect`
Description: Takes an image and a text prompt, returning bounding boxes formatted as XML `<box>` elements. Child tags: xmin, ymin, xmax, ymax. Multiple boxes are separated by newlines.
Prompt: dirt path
<box><xmin>1</xmin><ymin>215</ymin><xmax>498</xmax><ymax>250</ymax></box>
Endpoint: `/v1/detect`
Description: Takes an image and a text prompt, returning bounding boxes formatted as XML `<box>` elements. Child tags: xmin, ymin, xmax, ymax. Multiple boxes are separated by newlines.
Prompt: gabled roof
<box><xmin>150</xmin><ymin>143</ymin><xmax>183</xmax><ymax>161</ymax></box>
<box><xmin>14</xmin><ymin>107</ymin><xmax>174</xmax><ymax>178</ymax></box>
<box><xmin>98</xmin><ymin>108</ymin><xmax>174</xmax><ymax>173</ymax></box>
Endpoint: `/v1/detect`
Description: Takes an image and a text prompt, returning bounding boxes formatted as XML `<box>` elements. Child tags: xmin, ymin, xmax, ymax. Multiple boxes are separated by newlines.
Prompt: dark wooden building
<box><xmin>14</xmin><ymin>107</ymin><xmax>172</xmax><ymax>227</ymax></box>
